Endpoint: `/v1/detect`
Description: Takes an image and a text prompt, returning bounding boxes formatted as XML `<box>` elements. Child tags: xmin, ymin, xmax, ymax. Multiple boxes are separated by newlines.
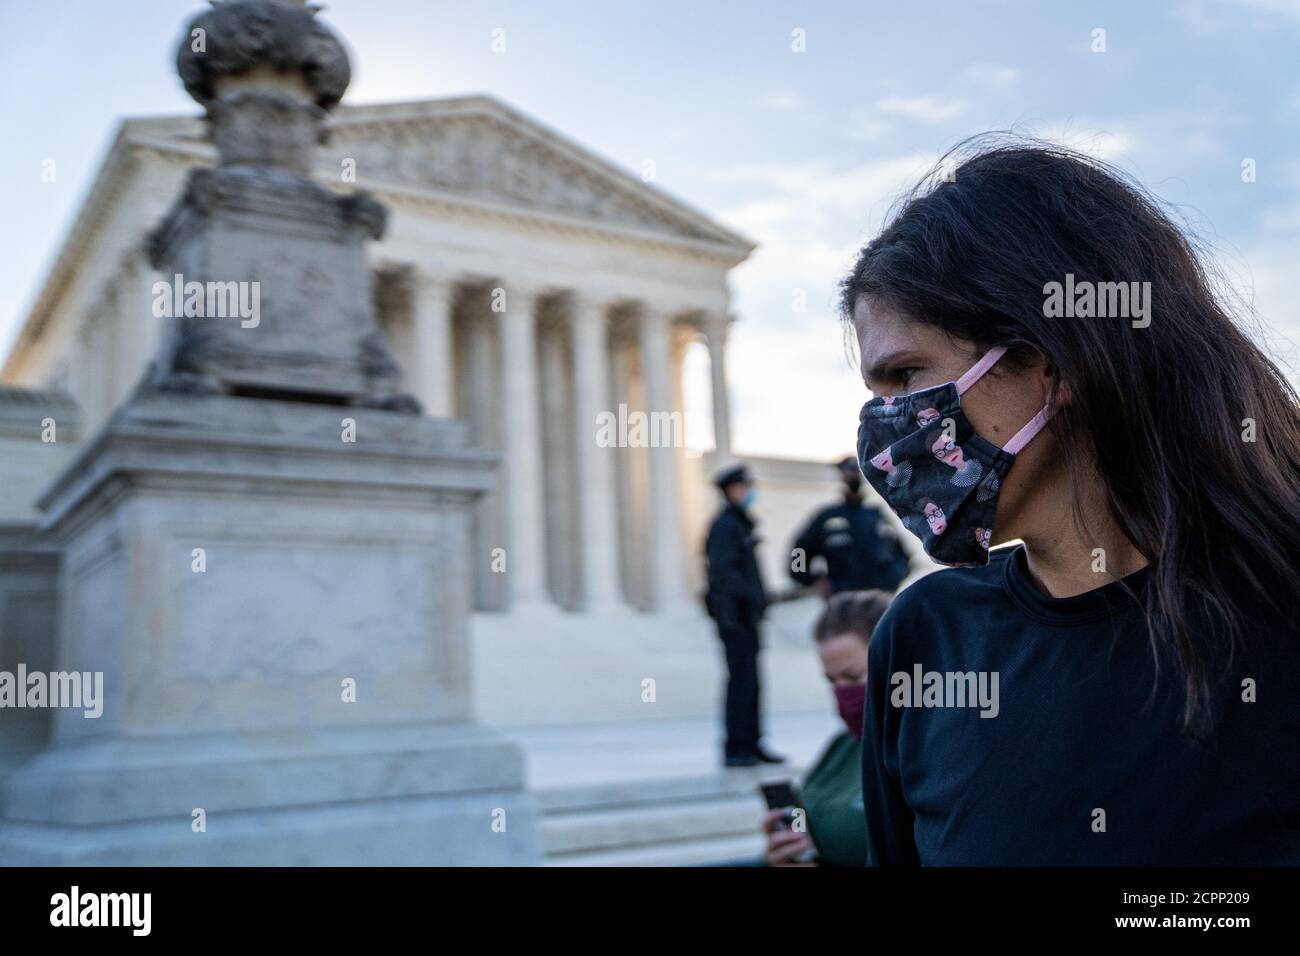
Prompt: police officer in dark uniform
<box><xmin>704</xmin><ymin>463</ymin><xmax>784</xmax><ymax>768</ymax></box>
<box><xmin>789</xmin><ymin>457</ymin><xmax>912</xmax><ymax>598</ymax></box>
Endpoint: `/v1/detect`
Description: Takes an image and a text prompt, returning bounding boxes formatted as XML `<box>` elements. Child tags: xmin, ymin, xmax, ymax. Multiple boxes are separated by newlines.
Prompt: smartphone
<box><xmin>760</xmin><ymin>780</ymin><xmax>802</xmax><ymax>814</ymax></box>
<box><xmin>759</xmin><ymin>779</ymin><xmax>817</xmax><ymax>863</ymax></box>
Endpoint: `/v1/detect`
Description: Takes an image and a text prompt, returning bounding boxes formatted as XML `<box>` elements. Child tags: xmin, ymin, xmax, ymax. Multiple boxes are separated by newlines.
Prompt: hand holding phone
<box><xmin>759</xmin><ymin>779</ymin><xmax>817</xmax><ymax>864</ymax></box>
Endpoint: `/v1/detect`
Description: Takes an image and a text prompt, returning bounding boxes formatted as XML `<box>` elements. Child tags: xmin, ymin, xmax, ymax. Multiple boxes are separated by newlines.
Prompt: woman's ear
<box><xmin>1043</xmin><ymin>364</ymin><xmax>1071</xmax><ymax>407</ymax></box>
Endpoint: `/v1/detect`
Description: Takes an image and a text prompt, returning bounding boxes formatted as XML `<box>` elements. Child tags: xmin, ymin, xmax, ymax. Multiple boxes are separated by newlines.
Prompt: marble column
<box><xmin>671</xmin><ymin>324</ymin><xmax>703</xmax><ymax>596</ymax></box>
<box><xmin>412</xmin><ymin>271</ymin><xmax>456</xmax><ymax>417</ymax></box>
<box><xmin>499</xmin><ymin>284</ymin><xmax>550</xmax><ymax>607</ymax></box>
<box><xmin>538</xmin><ymin>315</ymin><xmax>576</xmax><ymax>608</ymax></box>
<box><xmin>703</xmin><ymin>313</ymin><xmax>733</xmax><ymax>463</ymax></box>
<box><xmin>106</xmin><ymin>274</ymin><xmax>131</xmax><ymax>408</ymax></box>
<box><xmin>79</xmin><ymin>313</ymin><xmax>108</xmax><ymax>430</ymax></box>
<box><xmin>120</xmin><ymin>252</ymin><xmax>154</xmax><ymax>401</ymax></box>
<box><xmin>609</xmin><ymin>330</ymin><xmax>648</xmax><ymax>609</ymax></box>
<box><xmin>570</xmin><ymin>295</ymin><xmax>626</xmax><ymax>611</ymax></box>
<box><xmin>638</xmin><ymin>305</ymin><xmax>689</xmax><ymax>609</ymax></box>
<box><xmin>465</xmin><ymin>309</ymin><xmax>506</xmax><ymax>611</ymax></box>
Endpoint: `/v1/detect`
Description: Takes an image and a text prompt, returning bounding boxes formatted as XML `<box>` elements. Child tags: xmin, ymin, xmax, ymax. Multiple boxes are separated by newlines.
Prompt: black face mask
<box><xmin>842</xmin><ymin>475</ymin><xmax>863</xmax><ymax>494</ymax></box>
<box><xmin>856</xmin><ymin>346</ymin><xmax>1054</xmax><ymax>567</ymax></box>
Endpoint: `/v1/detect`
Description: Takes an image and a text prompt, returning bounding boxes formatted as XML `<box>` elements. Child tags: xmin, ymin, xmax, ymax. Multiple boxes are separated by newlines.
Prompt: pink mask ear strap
<box><xmin>1004</xmin><ymin>405</ymin><xmax>1055</xmax><ymax>455</ymax></box>
<box><xmin>955</xmin><ymin>346</ymin><xmax>1007</xmax><ymax>395</ymax></box>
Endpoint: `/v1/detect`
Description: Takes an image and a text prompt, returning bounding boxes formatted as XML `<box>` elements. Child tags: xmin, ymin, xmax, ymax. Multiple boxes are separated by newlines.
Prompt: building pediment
<box><xmin>3</xmin><ymin>95</ymin><xmax>752</xmax><ymax>380</ymax></box>
<box><xmin>323</xmin><ymin>97</ymin><xmax>749</xmax><ymax>250</ymax></box>
<box><xmin>128</xmin><ymin>96</ymin><xmax>752</xmax><ymax>254</ymax></box>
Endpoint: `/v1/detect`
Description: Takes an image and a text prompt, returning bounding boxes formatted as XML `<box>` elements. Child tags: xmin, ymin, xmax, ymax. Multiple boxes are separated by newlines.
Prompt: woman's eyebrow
<box><xmin>865</xmin><ymin>350</ymin><xmax>917</xmax><ymax>382</ymax></box>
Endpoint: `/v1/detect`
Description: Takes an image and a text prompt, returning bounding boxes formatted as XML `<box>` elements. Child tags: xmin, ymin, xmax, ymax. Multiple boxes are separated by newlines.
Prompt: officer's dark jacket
<box><xmin>790</xmin><ymin>497</ymin><xmax>910</xmax><ymax>594</ymax></box>
<box><xmin>704</xmin><ymin>503</ymin><xmax>767</xmax><ymax>618</ymax></box>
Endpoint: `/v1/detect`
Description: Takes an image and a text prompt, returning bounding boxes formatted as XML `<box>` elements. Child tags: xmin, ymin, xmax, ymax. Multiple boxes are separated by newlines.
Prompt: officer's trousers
<box><xmin>716</xmin><ymin>605</ymin><xmax>762</xmax><ymax>759</ymax></box>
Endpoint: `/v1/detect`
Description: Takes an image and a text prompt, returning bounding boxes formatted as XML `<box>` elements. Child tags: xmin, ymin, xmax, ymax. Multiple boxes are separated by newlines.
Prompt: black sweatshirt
<box><xmin>862</xmin><ymin>545</ymin><xmax>1300</xmax><ymax>866</ymax></box>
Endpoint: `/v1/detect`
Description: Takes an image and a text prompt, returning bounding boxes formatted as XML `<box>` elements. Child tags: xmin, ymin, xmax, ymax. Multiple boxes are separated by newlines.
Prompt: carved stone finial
<box><xmin>177</xmin><ymin>0</ymin><xmax>351</xmax><ymax>172</ymax></box>
<box><xmin>177</xmin><ymin>1</ymin><xmax>350</xmax><ymax>110</ymax></box>
<box><xmin>144</xmin><ymin>1</ymin><xmax>409</xmax><ymax>409</ymax></box>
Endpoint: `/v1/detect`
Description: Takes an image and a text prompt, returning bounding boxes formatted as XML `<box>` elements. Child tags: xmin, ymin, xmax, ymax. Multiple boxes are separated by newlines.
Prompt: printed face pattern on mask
<box><xmin>856</xmin><ymin>346</ymin><xmax>1053</xmax><ymax>568</ymax></box>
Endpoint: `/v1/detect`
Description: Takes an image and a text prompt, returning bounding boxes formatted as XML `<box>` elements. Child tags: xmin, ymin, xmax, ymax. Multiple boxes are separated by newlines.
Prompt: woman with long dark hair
<box><xmin>844</xmin><ymin>137</ymin><xmax>1300</xmax><ymax>865</ymax></box>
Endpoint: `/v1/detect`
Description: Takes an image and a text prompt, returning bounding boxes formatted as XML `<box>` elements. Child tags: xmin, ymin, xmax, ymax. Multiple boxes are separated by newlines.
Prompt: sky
<box><xmin>2</xmin><ymin>0</ymin><xmax>1299</xmax><ymax>461</ymax></box>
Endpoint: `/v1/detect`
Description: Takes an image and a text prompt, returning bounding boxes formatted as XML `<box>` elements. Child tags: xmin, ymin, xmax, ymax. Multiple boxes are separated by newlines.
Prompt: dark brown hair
<box><xmin>813</xmin><ymin>590</ymin><xmax>893</xmax><ymax>645</ymax></box>
<box><xmin>840</xmin><ymin>135</ymin><xmax>1300</xmax><ymax>733</ymax></box>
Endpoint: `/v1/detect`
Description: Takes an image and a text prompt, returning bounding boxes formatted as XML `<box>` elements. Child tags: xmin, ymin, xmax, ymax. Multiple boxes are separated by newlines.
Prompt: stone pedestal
<box><xmin>0</xmin><ymin>527</ymin><xmax>60</xmax><ymax>764</ymax></box>
<box><xmin>0</xmin><ymin>725</ymin><xmax>536</xmax><ymax>865</ymax></box>
<box><xmin>0</xmin><ymin>0</ymin><xmax>545</xmax><ymax>865</ymax></box>
<box><xmin>147</xmin><ymin>165</ymin><xmax>404</xmax><ymax>405</ymax></box>
<box><xmin>0</xmin><ymin>387</ymin><xmax>80</xmax><ymax>763</ymax></box>
<box><xmin>0</xmin><ymin>392</ymin><xmax>541</xmax><ymax>864</ymax></box>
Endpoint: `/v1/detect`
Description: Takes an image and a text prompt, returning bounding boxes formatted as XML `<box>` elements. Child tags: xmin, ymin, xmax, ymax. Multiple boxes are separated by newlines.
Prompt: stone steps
<box><xmin>537</xmin><ymin>772</ymin><xmax>774</xmax><ymax>867</ymax></box>
<box><xmin>546</xmin><ymin>833</ymin><xmax>765</xmax><ymax>868</ymax></box>
<box><xmin>506</xmin><ymin>712</ymin><xmax>841</xmax><ymax>866</ymax></box>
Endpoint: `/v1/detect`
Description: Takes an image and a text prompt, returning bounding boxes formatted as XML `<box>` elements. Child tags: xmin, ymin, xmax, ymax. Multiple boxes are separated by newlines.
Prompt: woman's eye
<box><xmin>893</xmin><ymin>367</ymin><xmax>919</xmax><ymax>389</ymax></box>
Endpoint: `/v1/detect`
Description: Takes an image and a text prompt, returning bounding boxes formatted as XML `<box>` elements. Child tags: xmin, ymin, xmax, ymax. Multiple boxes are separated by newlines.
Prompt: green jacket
<box><xmin>803</xmin><ymin>730</ymin><xmax>868</xmax><ymax>867</ymax></box>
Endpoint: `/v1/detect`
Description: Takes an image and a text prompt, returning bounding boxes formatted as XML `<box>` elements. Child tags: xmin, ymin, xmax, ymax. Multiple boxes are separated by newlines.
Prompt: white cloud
<box><xmin>963</xmin><ymin>64</ymin><xmax>1021</xmax><ymax>89</ymax></box>
<box><xmin>848</xmin><ymin>118</ymin><xmax>894</xmax><ymax>143</ymax></box>
<box><xmin>712</xmin><ymin>154</ymin><xmax>934</xmax><ymax>290</ymax></box>
<box><xmin>698</xmin><ymin>153</ymin><xmax>935</xmax><ymax>459</ymax></box>
<box><xmin>1215</xmin><ymin>241</ymin><xmax>1300</xmax><ymax>384</ymax></box>
<box><xmin>1028</xmin><ymin>119</ymin><xmax>1139</xmax><ymax>162</ymax></box>
<box><xmin>727</xmin><ymin>322</ymin><xmax>867</xmax><ymax>461</ymax></box>
<box><xmin>1258</xmin><ymin>197</ymin><xmax>1300</xmax><ymax>233</ymax></box>
<box><xmin>877</xmin><ymin>95</ymin><xmax>967</xmax><ymax>123</ymax></box>
<box><xmin>1234</xmin><ymin>0</ymin><xmax>1300</xmax><ymax>21</ymax></box>
<box><xmin>1176</xmin><ymin>0</ymin><xmax>1300</xmax><ymax>32</ymax></box>
<box><xmin>761</xmin><ymin>92</ymin><xmax>802</xmax><ymax>112</ymax></box>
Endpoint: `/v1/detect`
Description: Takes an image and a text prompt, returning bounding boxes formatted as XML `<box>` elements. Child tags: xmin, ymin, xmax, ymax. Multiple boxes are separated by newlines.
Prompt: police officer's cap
<box><xmin>834</xmin><ymin>456</ymin><xmax>860</xmax><ymax>474</ymax></box>
<box><xmin>713</xmin><ymin>463</ymin><xmax>752</xmax><ymax>489</ymax></box>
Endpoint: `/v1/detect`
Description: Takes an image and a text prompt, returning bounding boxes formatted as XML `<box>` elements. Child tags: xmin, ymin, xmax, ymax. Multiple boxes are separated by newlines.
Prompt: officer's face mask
<box><xmin>855</xmin><ymin>346</ymin><xmax>1054</xmax><ymax>568</ymax></box>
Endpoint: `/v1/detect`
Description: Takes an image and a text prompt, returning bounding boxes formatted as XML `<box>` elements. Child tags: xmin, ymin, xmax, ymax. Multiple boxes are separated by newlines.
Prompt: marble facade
<box><xmin>2</xmin><ymin>95</ymin><xmax>754</xmax><ymax>614</ymax></box>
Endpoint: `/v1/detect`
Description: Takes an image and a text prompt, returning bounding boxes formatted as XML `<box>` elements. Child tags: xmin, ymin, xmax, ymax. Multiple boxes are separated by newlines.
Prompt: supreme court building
<box><xmin>1</xmin><ymin>95</ymin><xmax>837</xmax><ymax>616</ymax></box>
